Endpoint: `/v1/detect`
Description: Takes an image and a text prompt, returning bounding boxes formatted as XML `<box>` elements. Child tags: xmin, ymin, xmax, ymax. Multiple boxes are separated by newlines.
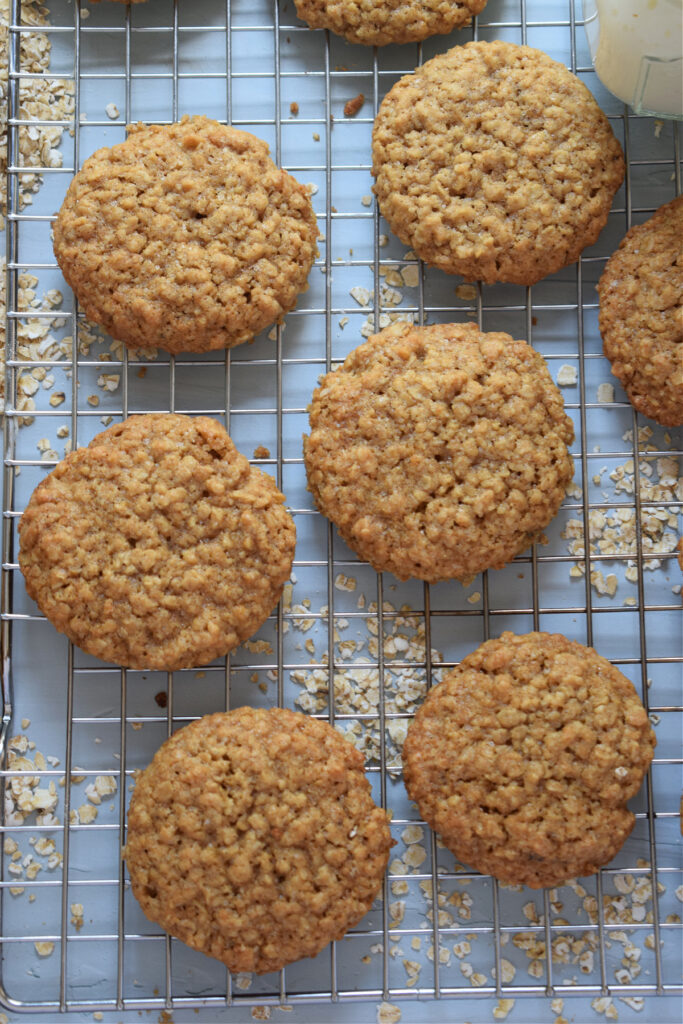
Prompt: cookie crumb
<box><xmin>289</xmin><ymin>102</ymin><xmax>299</xmax><ymax>116</ymax></box>
<box><xmin>344</xmin><ymin>93</ymin><xmax>365</xmax><ymax>117</ymax></box>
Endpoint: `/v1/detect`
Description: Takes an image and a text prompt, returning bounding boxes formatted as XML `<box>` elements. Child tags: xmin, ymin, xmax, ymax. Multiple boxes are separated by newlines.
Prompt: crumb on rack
<box><xmin>344</xmin><ymin>93</ymin><xmax>365</xmax><ymax>117</ymax></box>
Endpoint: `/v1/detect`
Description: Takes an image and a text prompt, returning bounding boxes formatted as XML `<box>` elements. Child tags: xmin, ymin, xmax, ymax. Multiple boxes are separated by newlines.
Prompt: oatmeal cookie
<box><xmin>19</xmin><ymin>414</ymin><xmax>295</xmax><ymax>670</ymax></box>
<box><xmin>303</xmin><ymin>322</ymin><xmax>574</xmax><ymax>582</ymax></box>
<box><xmin>403</xmin><ymin>632</ymin><xmax>656</xmax><ymax>888</ymax></box>
<box><xmin>372</xmin><ymin>41</ymin><xmax>624</xmax><ymax>285</ymax></box>
<box><xmin>53</xmin><ymin>116</ymin><xmax>318</xmax><ymax>354</ymax></box>
<box><xmin>125</xmin><ymin>707</ymin><xmax>393</xmax><ymax>973</ymax></box>
<box><xmin>597</xmin><ymin>195</ymin><xmax>683</xmax><ymax>427</ymax></box>
<box><xmin>294</xmin><ymin>0</ymin><xmax>487</xmax><ymax>47</ymax></box>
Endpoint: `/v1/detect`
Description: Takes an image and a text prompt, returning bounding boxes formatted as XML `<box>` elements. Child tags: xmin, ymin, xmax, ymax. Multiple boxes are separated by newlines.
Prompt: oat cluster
<box><xmin>304</xmin><ymin>322</ymin><xmax>574</xmax><ymax>582</ymax></box>
<box><xmin>19</xmin><ymin>414</ymin><xmax>296</xmax><ymax>670</ymax></box>
<box><xmin>294</xmin><ymin>0</ymin><xmax>487</xmax><ymax>46</ymax></box>
<box><xmin>598</xmin><ymin>195</ymin><xmax>683</xmax><ymax>427</ymax></box>
<box><xmin>125</xmin><ymin>708</ymin><xmax>393</xmax><ymax>974</ymax></box>
<box><xmin>53</xmin><ymin>116</ymin><xmax>319</xmax><ymax>354</ymax></box>
<box><xmin>372</xmin><ymin>41</ymin><xmax>625</xmax><ymax>285</ymax></box>
<box><xmin>403</xmin><ymin>632</ymin><xmax>656</xmax><ymax>888</ymax></box>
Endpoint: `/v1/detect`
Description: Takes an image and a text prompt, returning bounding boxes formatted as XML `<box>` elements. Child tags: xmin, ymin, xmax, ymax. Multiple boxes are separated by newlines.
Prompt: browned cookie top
<box><xmin>403</xmin><ymin>632</ymin><xmax>656</xmax><ymax>889</ymax></box>
<box><xmin>19</xmin><ymin>414</ymin><xmax>295</xmax><ymax>671</ymax></box>
<box><xmin>598</xmin><ymin>195</ymin><xmax>683</xmax><ymax>427</ymax></box>
<box><xmin>294</xmin><ymin>0</ymin><xmax>487</xmax><ymax>47</ymax></box>
<box><xmin>304</xmin><ymin>322</ymin><xmax>574</xmax><ymax>582</ymax></box>
<box><xmin>372</xmin><ymin>41</ymin><xmax>624</xmax><ymax>285</ymax></box>
<box><xmin>54</xmin><ymin>116</ymin><xmax>318</xmax><ymax>354</ymax></box>
<box><xmin>125</xmin><ymin>708</ymin><xmax>393</xmax><ymax>974</ymax></box>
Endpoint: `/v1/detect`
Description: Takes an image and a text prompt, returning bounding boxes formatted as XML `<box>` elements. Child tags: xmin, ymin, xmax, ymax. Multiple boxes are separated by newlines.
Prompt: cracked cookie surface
<box><xmin>54</xmin><ymin>115</ymin><xmax>318</xmax><ymax>354</ymax></box>
<box><xmin>304</xmin><ymin>322</ymin><xmax>574</xmax><ymax>582</ymax></box>
<box><xmin>125</xmin><ymin>708</ymin><xmax>393</xmax><ymax>973</ymax></box>
<box><xmin>598</xmin><ymin>195</ymin><xmax>683</xmax><ymax>427</ymax></box>
<box><xmin>19</xmin><ymin>413</ymin><xmax>295</xmax><ymax>670</ymax></box>
<box><xmin>294</xmin><ymin>0</ymin><xmax>487</xmax><ymax>46</ymax></box>
<box><xmin>372</xmin><ymin>41</ymin><xmax>624</xmax><ymax>285</ymax></box>
<box><xmin>403</xmin><ymin>632</ymin><xmax>656</xmax><ymax>888</ymax></box>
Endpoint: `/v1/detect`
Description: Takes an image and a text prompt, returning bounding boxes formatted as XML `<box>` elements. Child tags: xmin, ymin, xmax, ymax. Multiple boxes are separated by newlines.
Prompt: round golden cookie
<box><xmin>597</xmin><ymin>195</ymin><xmax>683</xmax><ymax>427</ymax></box>
<box><xmin>403</xmin><ymin>632</ymin><xmax>656</xmax><ymax>889</ymax></box>
<box><xmin>125</xmin><ymin>708</ymin><xmax>393</xmax><ymax>974</ymax></box>
<box><xmin>19</xmin><ymin>414</ymin><xmax>295</xmax><ymax>671</ymax></box>
<box><xmin>372</xmin><ymin>41</ymin><xmax>625</xmax><ymax>285</ymax></box>
<box><xmin>303</xmin><ymin>322</ymin><xmax>574</xmax><ymax>583</ymax></box>
<box><xmin>293</xmin><ymin>0</ymin><xmax>487</xmax><ymax>47</ymax></box>
<box><xmin>53</xmin><ymin>116</ymin><xmax>318</xmax><ymax>354</ymax></box>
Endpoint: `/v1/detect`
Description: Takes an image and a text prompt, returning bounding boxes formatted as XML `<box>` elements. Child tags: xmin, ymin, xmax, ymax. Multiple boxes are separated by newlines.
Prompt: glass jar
<box><xmin>583</xmin><ymin>0</ymin><xmax>683</xmax><ymax>118</ymax></box>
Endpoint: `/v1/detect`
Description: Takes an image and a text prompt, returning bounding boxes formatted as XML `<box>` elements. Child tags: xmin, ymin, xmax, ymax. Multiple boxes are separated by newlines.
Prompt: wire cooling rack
<box><xmin>2</xmin><ymin>0</ymin><xmax>682</xmax><ymax>1016</ymax></box>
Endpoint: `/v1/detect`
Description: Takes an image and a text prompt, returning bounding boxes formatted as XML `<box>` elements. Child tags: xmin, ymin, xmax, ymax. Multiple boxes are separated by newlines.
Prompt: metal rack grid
<box><xmin>2</xmin><ymin>0</ymin><xmax>682</xmax><ymax>1015</ymax></box>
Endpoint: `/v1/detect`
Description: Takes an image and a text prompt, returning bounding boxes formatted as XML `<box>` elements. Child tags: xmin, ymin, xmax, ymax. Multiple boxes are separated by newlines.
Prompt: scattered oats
<box><xmin>97</xmin><ymin>373</ymin><xmax>120</xmax><ymax>392</ymax></box>
<box><xmin>598</xmin><ymin>382</ymin><xmax>615</xmax><ymax>403</ymax></box>
<box><xmin>361</xmin><ymin>194</ymin><xmax>372</xmax><ymax>207</ymax></box>
<box><xmin>101</xmin><ymin>415</ymin><xmax>113</xmax><ymax>426</ymax></box>
<box><xmin>77</xmin><ymin>803</ymin><xmax>97</xmax><ymax>824</ymax></box>
<box><xmin>551</xmin><ymin>998</ymin><xmax>564</xmax><ymax>1014</ymax></box>
<box><xmin>402</xmin><ymin>959</ymin><xmax>421</xmax><ymax>987</ymax></box>
<box><xmin>470</xmin><ymin>972</ymin><xmax>487</xmax><ymax>987</ymax></box>
<box><xmin>87</xmin><ymin>394</ymin><xmax>99</xmax><ymax>407</ymax></box>
<box><xmin>251</xmin><ymin>1009</ymin><xmax>271</xmax><ymax>1022</ymax></box>
<box><xmin>312</xmin><ymin>132</ymin><xmax>320</xmax><ymax>142</ymax></box>
<box><xmin>400</xmin><ymin>265</ymin><xmax>419</xmax><ymax>288</ymax></box>
<box><xmin>400</xmin><ymin>825</ymin><xmax>424</xmax><ymax>845</ymax></box>
<box><xmin>350</xmin><ymin>285</ymin><xmax>372</xmax><ymax>307</ymax></box>
<box><xmin>34</xmin><ymin>941</ymin><xmax>54</xmax><ymax>957</ymax></box>
<box><xmin>410</xmin><ymin>937</ymin><xmax>421</xmax><ymax>951</ymax></box>
<box><xmin>466</xmin><ymin>591</ymin><xmax>481</xmax><ymax>605</ymax></box>
<box><xmin>453</xmin><ymin>940</ymin><xmax>471</xmax><ymax>959</ymax></box>
<box><xmin>403</xmin><ymin>844</ymin><xmax>426</xmax><ymax>869</ymax></box>
<box><xmin>3</xmin><ymin>837</ymin><xmax>18</xmax><ymax>856</ymax></box>
<box><xmin>493</xmin><ymin>999</ymin><xmax>515</xmax><ymax>1020</ymax></box>
<box><xmin>338</xmin><ymin>316</ymin><xmax>349</xmax><ymax>329</ymax></box>
<box><xmin>334</xmin><ymin>573</ymin><xmax>356</xmax><ymax>591</ymax></box>
<box><xmin>619</xmin><ymin>997</ymin><xmax>644</xmax><ymax>1012</ymax></box>
<box><xmin>591</xmin><ymin>997</ymin><xmax>615</xmax><ymax>1017</ymax></box>
<box><xmin>376</xmin><ymin>1002</ymin><xmax>401</xmax><ymax>1024</ymax></box>
<box><xmin>522</xmin><ymin>901</ymin><xmax>539</xmax><ymax>923</ymax></box>
<box><xmin>499</xmin><ymin>958</ymin><xmax>516</xmax><ymax>983</ymax></box>
<box><xmin>389</xmin><ymin>900</ymin><xmax>405</xmax><ymax>927</ymax></box>
<box><xmin>105</xmin><ymin>103</ymin><xmax>119</xmax><ymax>120</ymax></box>
<box><xmin>557</xmin><ymin>364</ymin><xmax>578</xmax><ymax>386</ymax></box>
<box><xmin>623</xmin><ymin>596</ymin><xmax>637</xmax><ymax>606</ymax></box>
